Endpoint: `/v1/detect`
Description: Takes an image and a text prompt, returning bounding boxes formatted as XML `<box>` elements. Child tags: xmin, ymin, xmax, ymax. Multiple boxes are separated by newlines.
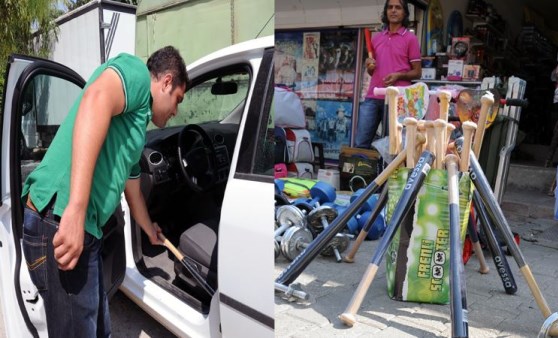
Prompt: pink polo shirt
<box><xmin>366</xmin><ymin>26</ymin><xmax>421</xmax><ymax>99</ymax></box>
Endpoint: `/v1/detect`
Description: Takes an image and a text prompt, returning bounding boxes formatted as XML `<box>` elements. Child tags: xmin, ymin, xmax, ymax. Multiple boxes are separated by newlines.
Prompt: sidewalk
<box><xmin>274</xmin><ymin>188</ymin><xmax>558</xmax><ymax>337</ymax></box>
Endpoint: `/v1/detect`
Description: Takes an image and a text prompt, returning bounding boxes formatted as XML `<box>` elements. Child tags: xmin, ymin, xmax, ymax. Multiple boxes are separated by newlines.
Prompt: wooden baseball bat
<box><xmin>472</xmin><ymin>92</ymin><xmax>495</xmax><ymax>157</ymax></box>
<box><xmin>343</xmin><ymin>185</ymin><xmax>388</xmax><ymax>263</ymax></box>
<box><xmin>433</xmin><ymin>119</ymin><xmax>446</xmax><ymax>169</ymax></box>
<box><xmin>438</xmin><ymin>90</ymin><xmax>452</xmax><ymax>122</ymax></box>
<box><xmin>425</xmin><ymin>120</ymin><xmax>436</xmax><ymax>154</ymax></box>
<box><xmin>404</xmin><ymin>118</ymin><xmax>418</xmax><ymax>168</ymax></box>
<box><xmin>446</xmin><ymin>123</ymin><xmax>456</xmax><ymax>146</ymax></box>
<box><xmin>460</xmin><ymin>121</ymin><xmax>477</xmax><ymax>172</ymax></box>
<box><xmin>159</xmin><ymin>233</ymin><xmax>216</xmax><ymax>296</ymax></box>
<box><xmin>386</xmin><ymin>86</ymin><xmax>399</xmax><ymax>156</ymax></box>
<box><xmin>339</xmin><ymin>151</ymin><xmax>435</xmax><ymax>327</ymax></box>
<box><xmin>397</xmin><ymin>122</ymin><xmax>403</xmax><ymax>156</ymax></box>
<box><xmin>445</xmin><ymin>154</ymin><xmax>469</xmax><ymax>338</ymax></box>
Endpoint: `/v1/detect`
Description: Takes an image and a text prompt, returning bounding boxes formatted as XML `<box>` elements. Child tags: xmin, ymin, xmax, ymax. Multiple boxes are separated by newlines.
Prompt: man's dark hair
<box><xmin>147</xmin><ymin>46</ymin><xmax>189</xmax><ymax>89</ymax></box>
<box><xmin>381</xmin><ymin>0</ymin><xmax>411</xmax><ymax>28</ymax></box>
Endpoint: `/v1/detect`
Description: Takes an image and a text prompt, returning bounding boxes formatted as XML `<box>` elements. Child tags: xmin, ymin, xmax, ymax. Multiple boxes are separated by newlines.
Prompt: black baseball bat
<box><xmin>463</xmin><ymin>143</ymin><xmax>556</xmax><ymax>328</ymax></box>
<box><xmin>446</xmin><ymin>155</ymin><xmax>469</xmax><ymax>338</ymax></box>
<box><xmin>339</xmin><ymin>150</ymin><xmax>435</xmax><ymax>327</ymax></box>
<box><xmin>275</xmin><ymin>150</ymin><xmax>407</xmax><ymax>286</ymax></box>
<box><xmin>343</xmin><ymin>184</ymin><xmax>389</xmax><ymax>263</ymax></box>
<box><xmin>455</xmin><ymin>137</ymin><xmax>518</xmax><ymax>294</ymax></box>
<box><xmin>472</xmin><ymin>192</ymin><xmax>518</xmax><ymax>294</ymax></box>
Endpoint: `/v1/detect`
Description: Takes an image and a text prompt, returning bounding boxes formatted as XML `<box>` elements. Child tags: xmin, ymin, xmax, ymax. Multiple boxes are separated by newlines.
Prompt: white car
<box><xmin>0</xmin><ymin>35</ymin><xmax>274</xmax><ymax>337</ymax></box>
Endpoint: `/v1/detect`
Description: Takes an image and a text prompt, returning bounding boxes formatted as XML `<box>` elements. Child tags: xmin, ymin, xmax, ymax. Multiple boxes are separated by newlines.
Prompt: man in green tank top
<box><xmin>21</xmin><ymin>46</ymin><xmax>188</xmax><ymax>337</ymax></box>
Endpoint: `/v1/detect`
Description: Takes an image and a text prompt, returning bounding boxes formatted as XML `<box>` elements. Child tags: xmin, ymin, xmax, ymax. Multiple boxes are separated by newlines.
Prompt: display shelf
<box><xmin>412</xmin><ymin>79</ymin><xmax>482</xmax><ymax>87</ymax></box>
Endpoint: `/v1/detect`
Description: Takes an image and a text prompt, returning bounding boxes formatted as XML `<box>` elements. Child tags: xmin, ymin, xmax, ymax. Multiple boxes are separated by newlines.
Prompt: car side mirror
<box><xmin>211</xmin><ymin>79</ymin><xmax>237</xmax><ymax>95</ymax></box>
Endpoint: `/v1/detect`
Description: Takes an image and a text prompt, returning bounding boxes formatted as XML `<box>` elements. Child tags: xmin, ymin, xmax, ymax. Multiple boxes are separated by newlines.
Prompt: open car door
<box><xmin>0</xmin><ymin>55</ymin><xmax>126</xmax><ymax>337</ymax></box>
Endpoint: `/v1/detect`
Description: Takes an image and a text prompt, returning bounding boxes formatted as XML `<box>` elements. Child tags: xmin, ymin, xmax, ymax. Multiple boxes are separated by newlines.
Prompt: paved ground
<box><xmin>0</xmin><ymin>290</ymin><xmax>174</xmax><ymax>338</ymax></box>
<box><xmin>275</xmin><ymin>188</ymin><xmax>558</xmax><ymax>338</ymax></box>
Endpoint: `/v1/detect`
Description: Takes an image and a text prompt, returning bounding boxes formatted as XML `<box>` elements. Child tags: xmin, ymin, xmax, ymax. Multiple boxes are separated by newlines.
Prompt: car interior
<box><xmin>133</xmin><ymin>67</ymin><xmax>252</xmax><ymax>313</ymax></box>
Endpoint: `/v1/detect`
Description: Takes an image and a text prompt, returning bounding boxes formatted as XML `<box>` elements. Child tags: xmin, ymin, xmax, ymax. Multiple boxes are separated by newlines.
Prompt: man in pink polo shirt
<box><xmin>355</xmin><ymin>0</ymin><xmax>422</xmax><ymax>149</ymax></box>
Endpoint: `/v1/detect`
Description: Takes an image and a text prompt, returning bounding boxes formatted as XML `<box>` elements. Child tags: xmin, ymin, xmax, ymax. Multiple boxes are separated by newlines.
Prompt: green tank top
<box><xmin>22</xmin><ymin>53</ymin><xmax>152</xmax><ymax>239</ymax></box>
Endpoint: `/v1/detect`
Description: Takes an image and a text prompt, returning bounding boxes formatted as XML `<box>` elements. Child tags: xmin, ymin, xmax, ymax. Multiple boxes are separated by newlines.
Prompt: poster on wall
<box><xmin>314</xmin><ymin>30</ymin><xmax>357</xmax><ymax>100</ymax></box>
<box><xmin>276</xmin><ymin>29</ymin><xmax>358</xmax><ymax>161</ymax></box>
<box><xmin>275</xmin><ymin>32</ymin><xmax>303</xmax><ymax>90</ymax></box>
<box><xmin>303</xmin><ymin>99</ymin><xmax>353</xmax><ymax>160</ymax></box>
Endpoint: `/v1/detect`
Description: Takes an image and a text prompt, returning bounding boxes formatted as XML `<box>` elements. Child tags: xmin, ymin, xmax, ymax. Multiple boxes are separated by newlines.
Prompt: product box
<box><xmin>421</xmin><ymin>68</ymin><xmax>437</xmax><ymax>80</ymax></box>
<box><xmin>447</xmin><ymin>59</ymin><xmax>464</xmax><ymax>81</ymax></box>
<box><xmin>462</xmin><ymin>64</ymin><xmax>481</xmax><ymax>81</ymax></box>
<box><xmin>386</xmin><ymin>169</ymin><xmax>473</xmax><ymax>304</ymax></box>
<box><xmin>338</xmin><ymin>146</ymin><xmax>379</xmax><ymax>191</ymax></box>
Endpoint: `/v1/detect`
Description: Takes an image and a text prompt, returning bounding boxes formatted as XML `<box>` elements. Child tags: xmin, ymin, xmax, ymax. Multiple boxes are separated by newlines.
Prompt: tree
<box><xmin>0</xmin><ymin>0</ymin><xmax>62</xmax><ymax>107</ymax></box>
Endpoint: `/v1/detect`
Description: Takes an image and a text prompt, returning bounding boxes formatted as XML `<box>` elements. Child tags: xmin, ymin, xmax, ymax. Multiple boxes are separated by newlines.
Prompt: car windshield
<box><xmin>148</xmin><ymin>71</ymin><xmax>250</xmax><ymax>130</ymax></box>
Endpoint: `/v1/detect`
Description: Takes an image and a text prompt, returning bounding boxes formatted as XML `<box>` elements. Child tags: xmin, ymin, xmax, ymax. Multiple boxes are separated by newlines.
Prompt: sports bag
<box><xmin>274</xmin><ymin>86</ymin><xmax>306</xmax><ymax>128</ymax></box>
<box><xmin>285</xmin><ymin>128</ymin><xmax>314</xmax><ymax>163</ymax></box>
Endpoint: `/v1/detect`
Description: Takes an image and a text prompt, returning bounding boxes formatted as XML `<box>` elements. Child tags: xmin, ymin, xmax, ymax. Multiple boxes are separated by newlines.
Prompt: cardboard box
<box><xmin>421</xmin><ymin>68</ymin><xmax>437</xmax><ymax>80</ymax></box>
<box><xmin>447</xmin><ymin>59</ymin><xmax>464</xmax><ymax>81</ymax></box>
<box><xmin>462</xmin><ymin>64</ymin><xmax>481</xmax><ymax>81</ymax></box>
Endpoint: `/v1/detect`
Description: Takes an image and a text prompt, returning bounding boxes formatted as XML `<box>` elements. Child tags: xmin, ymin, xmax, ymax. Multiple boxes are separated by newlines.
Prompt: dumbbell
<box><xmin>275</xmin><ymin>205</ymin><xmax>306</xmax><ymax>239</ymax></box>
<box><xmin>293</xmin><ymin>181</ymin><xmax>337</xmax><ymax>213</ymax></box>
<box><xmin>280</xmin><ymin>224</ymin><xmax>350</xmax><ymax>263</ymax></box>
<box><xmin>307</xmin><ymin>205</ymin><xmax>350</xmax><ymax>262</ymax></box>
<box><xmin>281</xmin><ymin>225</ymin><xmax>315</xmax><ymax>261</ymax></box>
<box><xmin>275</xmin><ymin>205</ymin><xmax>306</xmax><ymax>259</ymax></box>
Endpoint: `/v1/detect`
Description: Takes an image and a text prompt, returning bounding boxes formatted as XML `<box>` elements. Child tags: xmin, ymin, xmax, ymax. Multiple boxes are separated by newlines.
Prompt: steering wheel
<box><xmin>177</xmin><ymin>125</ymin><xmax>217</xmax><ymax>193</ymax></box>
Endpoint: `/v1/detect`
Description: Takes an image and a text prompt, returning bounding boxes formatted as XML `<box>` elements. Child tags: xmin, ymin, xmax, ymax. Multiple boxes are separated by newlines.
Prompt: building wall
<box><xmin>135</xmin><ymin>0</ymin><xmax>274</xmax><ymax>65</ymax></box>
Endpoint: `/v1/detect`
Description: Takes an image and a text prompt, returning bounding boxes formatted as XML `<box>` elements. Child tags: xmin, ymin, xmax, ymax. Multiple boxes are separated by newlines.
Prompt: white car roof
<box><xmin>188</xmin><ymin>35</ymin><xmax>273</xmax><ymax>72</ymax></box>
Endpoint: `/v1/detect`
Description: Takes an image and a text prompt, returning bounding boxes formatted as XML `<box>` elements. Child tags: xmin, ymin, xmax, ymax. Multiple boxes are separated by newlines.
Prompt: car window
<box><xmin>20</xmin><ymin>74</ymin><xmax>81</xmax><ymax>184</ymax></box>
<box><xmin>252</xmin><ymin>101</ymin><xmax>274</xmax><ymax>176</ymax></box>
<box><xmin>235</xmin><ymin>48</ymin><xmax>275</xmax><ymax>178</ymax></box>
<box><xmin>148</xmin><ymin>71</ymin><xmax>250</xmax><ymax>130</ymax></box>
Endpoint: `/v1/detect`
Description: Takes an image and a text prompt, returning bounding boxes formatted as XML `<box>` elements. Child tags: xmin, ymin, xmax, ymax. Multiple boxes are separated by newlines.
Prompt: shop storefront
<box><xmin>275</xmin><ymin>0</ymin><xmax>558</xmax><ymax>166</ymax></box>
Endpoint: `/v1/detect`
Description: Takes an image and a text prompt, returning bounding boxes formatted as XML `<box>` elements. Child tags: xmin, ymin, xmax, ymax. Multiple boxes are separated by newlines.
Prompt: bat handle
<box><xmin>158</xmin><ymin>233</ymin><xmax>185</xmax><ymax>261</ymax></box>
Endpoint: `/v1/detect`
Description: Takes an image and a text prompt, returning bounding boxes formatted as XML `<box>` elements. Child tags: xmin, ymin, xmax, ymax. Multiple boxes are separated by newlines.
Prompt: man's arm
<box><xmin>383</xmin><ymin>61</ymin><xmax>422</xmax><ymax>86</ymax></box>
<box><xmin>124</xmin><ymin>178</ymin><xmax>163</xmax><ymax>245</ymax></box>
<box><xmin>53</xmin><ymin>68</ymin><xmax>125</xmax><ymax>271</ymax></box>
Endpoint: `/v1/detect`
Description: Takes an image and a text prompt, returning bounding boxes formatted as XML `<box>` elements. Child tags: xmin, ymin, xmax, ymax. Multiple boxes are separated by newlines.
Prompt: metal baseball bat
<box><xmin>339</xmin><ymin>151</ymin><xmax>435</xmax><ymax>327</ymax></box>
<box><xmin>343</xmin><ymin>184</ymin><xmax>389</xmax><ymax>263</ymax></box>
<box><xmin>446</xmin><ymin>154</ymin><xmax>469</xmax><ymax>338</ymax></box>
<box><xmin>462</xmin><ymin>142</ymin><xmax>557</xmax><ymax>334</ymax></box>
<box><xmin>472</xmin><ymin>192</ymin><xmax>518</xmax><ymax>294</ymax></box>
<box><xmin>275</xmin><ymin>149</ymin><xmax>407</xmax><ymax>286</ymax></box>
<box><xmin>159</xmin><ymin>233</ymin><xmax>216</xmax><ymax>297</ymax></box>
<box><xmin>455</xmin><ymin>136</ymin><xmax>518</xmax><ymax>291</ymax></box>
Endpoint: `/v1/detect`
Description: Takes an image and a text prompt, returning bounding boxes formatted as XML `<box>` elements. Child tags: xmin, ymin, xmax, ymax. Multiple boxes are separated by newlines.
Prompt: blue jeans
<box><xmin>355</xmin><ymin>98</ymin><xmax>385</xmax><ymax>149</ymax></box>
<box><xmin>22</xmin><ymin>204</ymin><xmax>110</xmax><ymax>337</ymax></box>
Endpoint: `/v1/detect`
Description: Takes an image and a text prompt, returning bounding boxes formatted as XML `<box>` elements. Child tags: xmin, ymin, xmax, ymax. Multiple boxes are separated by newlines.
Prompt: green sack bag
<box><xmin>385</xmin><ymin>168</ymin><xmax>472</xmax><ymax>304</ymax></box>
